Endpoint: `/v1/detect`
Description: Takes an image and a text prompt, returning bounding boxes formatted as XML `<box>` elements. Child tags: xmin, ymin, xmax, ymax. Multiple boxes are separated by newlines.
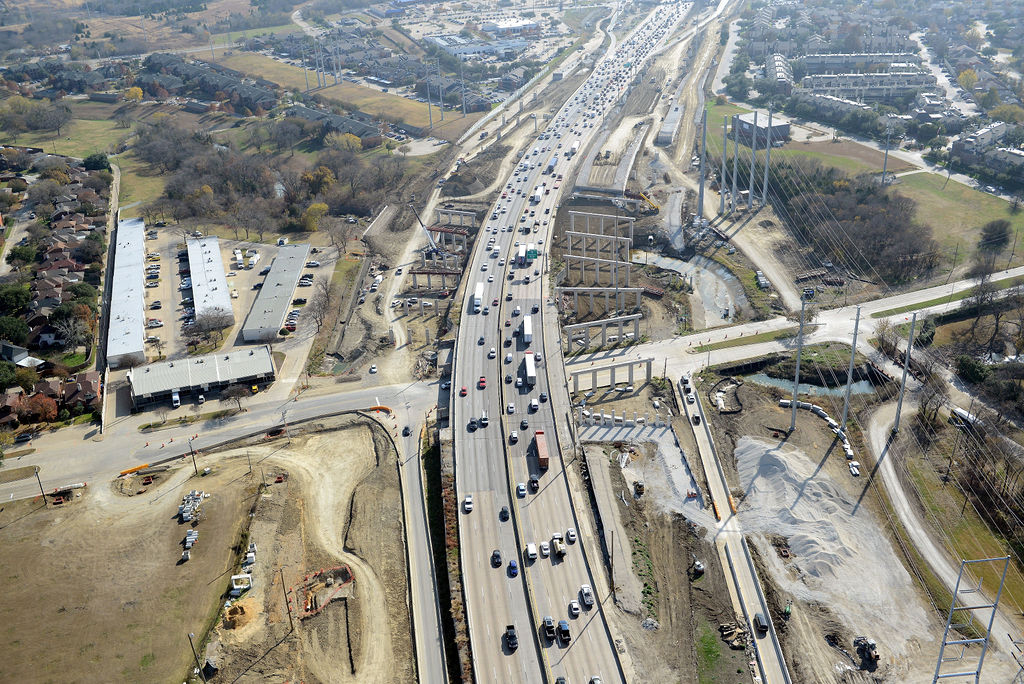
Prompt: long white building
<box><xmin>186</xmin><ymin>237</ymin><xmax>234</xmax><ymax>330</ymax></box>
<box><xmin>106</xmin><ymin>216</ymin><xmax>146</xmax><ymax>368</ymax></box>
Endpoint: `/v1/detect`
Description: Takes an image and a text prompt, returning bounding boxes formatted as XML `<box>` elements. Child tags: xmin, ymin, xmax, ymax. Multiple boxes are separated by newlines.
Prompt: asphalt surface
<box><xmin>450</xmin><ymin>4</ymin><xmax>690</xmax><ymax>682</ymax></box>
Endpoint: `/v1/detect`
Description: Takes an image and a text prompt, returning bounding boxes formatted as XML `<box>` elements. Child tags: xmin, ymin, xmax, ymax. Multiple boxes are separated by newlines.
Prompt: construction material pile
<box><xmin>178</xmin><ymin>490</ymin><xmax>207</xmax><ymax>523</ymax></box>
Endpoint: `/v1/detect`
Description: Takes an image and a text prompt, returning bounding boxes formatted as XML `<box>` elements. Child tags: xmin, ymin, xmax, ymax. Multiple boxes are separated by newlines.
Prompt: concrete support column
<box><xmin>645</xmin><ymin>359</ymin><xmax>653</xmax><ymax>381</ymax></box>
<box><xmin>628</xmin><ymin>363</ymin><xmax>635</xmax><ymax>383</ymax></box>
<box><xmin>634</xmin><ymin>317</ymin><xmax>640</xmax><ymax>339</ymax></box>
<box><xmin>591</xmin><ymin>369</ymin><xmax>597</xmax><ymax>390</ymax></box>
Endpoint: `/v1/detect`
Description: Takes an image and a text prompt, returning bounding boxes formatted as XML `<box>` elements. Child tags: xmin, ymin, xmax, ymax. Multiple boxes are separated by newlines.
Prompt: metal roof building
<box><xmin>126</xmin><ymin>344</ymin><xmax>275</xmax><ymax>407</ymax></box>
<box><xmin>186</xmin><ymin>237</ymin><xmax>235</xmax><ymax>329</ymax></box>
<box><xmin>241</xmin><ymin>244</ymin><xmax>310</xmax><ymax>342</ymax></box>
<box><xmin>106</xmin><ymin>217</ymin><xmax>146</xmax><ymax>368</ymax></box>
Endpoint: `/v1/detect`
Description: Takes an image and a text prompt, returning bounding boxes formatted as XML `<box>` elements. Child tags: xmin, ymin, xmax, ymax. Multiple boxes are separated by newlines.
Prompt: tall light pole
<box><xmin>892</xmin><ymin>313</ymin><xmax>917</xmax><ymax>434</ymax></box>
<box><xmin>188</xmin><ymin>633</ymin><xmax>207</xmax><ymax>683</ymax></box>
<box><xmin>789</xmin><ymin>296</ymin><xmax>808</xmax><ymax>433</ymax></box>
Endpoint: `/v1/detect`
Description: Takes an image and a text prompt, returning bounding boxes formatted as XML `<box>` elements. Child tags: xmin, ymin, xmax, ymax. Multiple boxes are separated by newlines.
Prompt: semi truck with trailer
<box><xmin>517</xmin><ymin>244</ymin><xmax>527</xmax><ymax>266</ymax></box>
<box><xmin>545</xmin><ymin>157</ymin><xmax>557</xmax><ymax>175</ymax></box>
<box><xmin>569</xmin><ymin>140</ymin><xmax>580</xmax><ymax>157</ymax></box>
<box><xmin>532</xmin><ymin>187</ymin><xmax>543</xmax><ymax>204</ymax></box>
<box><xmin>534</xmin><ymin>429</ymin><xmax>549</xmax><ymax>470</ymax></box>
<box><xmin>473</xmin><ymin>282</ymin><xmax>484</xmax><ymax>312</ymax></box>
<box><xmin>522</xmin><ymin>315</ymin><xmax>533</xmax><ymax>344</ymax></box>
<box><xmin>524</xmin><ymin>349</ymin><xmax>536</xmax><ymax>384</ymax></box>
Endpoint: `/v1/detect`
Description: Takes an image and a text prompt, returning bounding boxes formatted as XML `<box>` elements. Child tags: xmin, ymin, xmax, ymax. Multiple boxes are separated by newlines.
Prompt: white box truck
<box><xmin>522</xmin><ymin>315</ymin><xmax>533</xmax><ymax>344</ymax></box>
<box><xmin>473</xmin><ymin>282</ymin><xmax>484</xmax><ymax>313</ymax></box>
<box><xmin>247</xmin><ymin>252</ymin><xmax>261</xmax><ymax>269</ymax></box>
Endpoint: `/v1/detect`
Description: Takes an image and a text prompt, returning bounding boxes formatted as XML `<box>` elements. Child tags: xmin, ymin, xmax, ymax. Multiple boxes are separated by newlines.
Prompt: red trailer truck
<box><xmin>535</xmin><ymin>430</ymin><xmax>550</xmax><ymax>470</ymax></box>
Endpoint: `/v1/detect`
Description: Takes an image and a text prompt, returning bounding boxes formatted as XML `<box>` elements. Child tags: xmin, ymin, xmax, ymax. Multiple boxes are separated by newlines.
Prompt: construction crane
<box><xmin>408</xmin><ymin>196</ymin><xmax>454</xmax><ymax>259</ymax></box>
<box><xmin>639</xmin><ymin>192</ymin><xmax>660</xmax><ymax>211</ymax></box>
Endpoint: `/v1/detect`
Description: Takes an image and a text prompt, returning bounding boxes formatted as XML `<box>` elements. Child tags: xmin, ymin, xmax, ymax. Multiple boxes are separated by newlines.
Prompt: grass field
<box><xmin>906</xmin><ymin>455</ymin><xmax>1024</xmax><ymax>617</ymax></box>
<box><xmin>8</xmin><ymin>116</ymin><xmax>126</xmax><ymax>159</ymax></box>
<box><xmin>693</xmin><ymin>325</ymin><xmax>809</xmax><ymax>352</ymax></box>
<box><xmin>705</xmin><ymin>101</ymin><xmax>750</xmax><ymax>125</ymax></box>
<box><xmin>115</xmin><ymin>152</ymin><xmax>166</xmax><ymax>217</ymax></box>
<box><xmin>210</xmin><ymin>22</ymin><xmax>302</xmax><ymax>42</ymax></box>
<box><xmin>895</xmin><ymin>172</ymin><xmax>1024</xmax><ymax>259</ymax></box>
<box><xmin>771</xmin><ymin>140</ymin><xmax>915</xmax><ymax>176</ymax></box>
<box><xmin>208</xmin><ymin>50</ymin><xmax>483</xmax><ymax>139</ymax></box>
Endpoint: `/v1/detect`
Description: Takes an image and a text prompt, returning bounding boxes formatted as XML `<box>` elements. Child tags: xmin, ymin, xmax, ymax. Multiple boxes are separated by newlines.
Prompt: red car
<box><xmin>492</xmin><ymin>298</ymin><xmax>499</xmax><ymax>306</ymax></box>
<box><xmin>478</xmin><ymin>377</ymin><xmax>487</xmax><ymax>389</ymax></box>
<box><xmin>460</xmin><ymin>386</ymin><xmax>467</xmax><ymax>396</ymax></box>
<box><xmin>505</xmin><ymin>319</ymin><xmax>511</xmax><ymax>327</ymax></box>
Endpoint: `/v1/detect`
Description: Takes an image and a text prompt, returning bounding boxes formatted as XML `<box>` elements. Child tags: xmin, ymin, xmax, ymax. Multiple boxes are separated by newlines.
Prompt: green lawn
<box><xmin>115</xmin><ymin>153</ymin><xmax>165</xmax><ymax>217</ymax></box>
<box><xmin>896</xmin><ymin>172</ymin><xmax>1024</xmax><ymax>260</ymax></box>
<box><xmin>772</xmin><ymin>147</ymin><xmax>877</xmax><ymax>175</ymax></box>
<box><xmin>705</xmin><ymin>101</ymin><xmax>751</xmax><ymax>126</ymax></box>
<box><xmin>210</xmin><ymin>22</ymin><xmax>302</xmax><ymax>42</ymax></box>
<box><xmin>870</xmin><ymin>275</ymin><xmax>1024</xmax><ymax>318</ymax></box>
<box><xmin>905</xmin><ymin>456</ymin><xmax>1024</xmax><ymax>617</ymax></box>
<box><xmin>693</xmin><ymin>325</ymin><xmax>809</xmax><ymax>352</ymax></box>
<box><xmin>8</xmin><ymin>117</ymin><xmax>126</xmax><ymax>159</ymax></box>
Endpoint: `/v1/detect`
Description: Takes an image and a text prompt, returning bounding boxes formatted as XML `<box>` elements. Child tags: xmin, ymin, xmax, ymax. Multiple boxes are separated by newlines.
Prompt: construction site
<box><xmin>0</xmin><ymin>414</ymin><xmax>412</xmax><ymax>684</ymax></box>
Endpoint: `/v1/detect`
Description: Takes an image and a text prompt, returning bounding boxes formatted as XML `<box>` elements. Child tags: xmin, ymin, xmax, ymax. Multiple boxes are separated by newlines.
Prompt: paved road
<box><xmin>451</xmin><ymin>5</ymin><xmax>689</xmax><ymax>682</ymax></box>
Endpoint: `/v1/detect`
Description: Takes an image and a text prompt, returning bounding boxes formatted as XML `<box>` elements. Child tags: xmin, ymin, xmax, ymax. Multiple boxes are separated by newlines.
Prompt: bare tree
<box><xmin>309</xmin><ymin>279</ymin><xmax>332</xmax><ymax>333</ymax></box>
<box><xmin>196</xmin><ymin>306</ymin><xmax>235</xmax><ymax>338</ymax></box>
<box><xmin>53</xmin><ymin>316</ymin><xmax>91</xmax><ymax>349</ymax></box>
<box><xmin>221</xmin><ymin>384</ymin><xmax>250</xmax><ymax>412</ymax></box>
<box><xmin>875</xmin><ymin>317</ymin><xmax>899</xmax><ymax>359</ymax></box>
<box><xmin>155</xmin><ymin>405</ymin><xmax>170</xmax><ymax>424</ymax></box>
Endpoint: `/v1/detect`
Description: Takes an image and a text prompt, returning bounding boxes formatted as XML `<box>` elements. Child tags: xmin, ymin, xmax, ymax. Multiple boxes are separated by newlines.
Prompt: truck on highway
<box><xmin>569</xmin><ymin>140</ymin><xmax>580</xmax><ymax>157</ymax></box>
<box><xmin>522</xmin><ymin>315</ymin><xmax>533</xmax><ymax>345</ymax></box>
<box><xmin>532</xmin><ymin>187</ymin><xmax>542</xmax><ymax>204</ymax></box>
<box><xmin>473</xmin><ymin>282</ymin><xmax>484</xmax><ymax>313</ymax></box>
<box><xmin>545</xmin><ymin>156</ymin><xmax>557</xmax><ymax>175</ymax></box>
<box><xmin>524</xmin><ymin>349</ymin><xmax>536</xmax><ymax>384</ymax></box>
<box><xmin>534</xmin><ymin>429</ymin><xmax>549</xmax><ymax>470</ymax></box>
<box><xmin>517</xmin><ymin>244</ymin><xmax>527</xmax><ymax>266</ymax></box>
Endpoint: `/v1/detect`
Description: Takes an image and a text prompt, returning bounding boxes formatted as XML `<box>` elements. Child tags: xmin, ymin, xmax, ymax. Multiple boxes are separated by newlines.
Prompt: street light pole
<box><xmin>789</xmin><ymin>296</ymin><xmax>808</xmax><ymax>433</ymax></box>
<box><xmin>187</xmin><ymin>633</ymin><xmax>207</xmax><ymax>683</ymax></box>
<box><xmin>188</xmin><ymin>438</ymin><xmax>198</xmax><ymax>475</ymax></box>
<box><xmin>35</xmin><ymin>467</ymin><xmax>46</xmax><ymax>506</ymax></box>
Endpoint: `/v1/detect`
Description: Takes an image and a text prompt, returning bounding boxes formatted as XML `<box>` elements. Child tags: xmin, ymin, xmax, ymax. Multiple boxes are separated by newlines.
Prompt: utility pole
<box><xmin>730</xmin><ymin>115</ymin><xmax>739</xmax><ymax>214</ymax></box>
<box><xmin>281</xmin><ymin>568</ymin><xmax>294</xmax><ymax>632</ymax></box>
<box><xmin>425</xmin><ymin>65</ymin><xmax>434</xmax><ymax>129</ymax></box>
<box><xmin>697</xmin><ymin>108</ymin><xmax>706</xmax><ymax>219</ymax></box>
<box><xmin>840</xmin><ymin>306</ymin><xmax>861</xmax><ymax>433</ymax></box>
<box><xmin>892</xmin><ymin>313</ymin><xmax>917</xmax><ymax>434</ymax></box>
<box><xmin>881</xmin><ymin>127</ymin><xmax>891</xmax><ymax>186</ymax></box>
<box><xmin>436</xmin><ymin>59</ymin><xmax>445</xmax><ymax>122</ymax></box>
<box><xmin>35</xmin><ymin>467</ymin><xmax>46</xmax><ymax>506</ymax></box>
<box><xmin>747</xmin><ymin>111</ymin><xmax>757</xmax><ymax>212</ymax></box>
<box><xmin>789</xmin><ymin>296</ymin><xmax>808</xmax><ymax>433</ymax></box>
<box><xmin>460</xmin><ymin>59</ymin><xmax>467</xmax><ymax>117</ymax></box>
<box><xmin>188</xmin><ymin>633</ymin><xmax>207</xmax><ymax>683</ymax></box>
<box><xmin>189</xmin><ymin>437</ymin><xmax>198</xmax><ymax>475</ymax></box>
<box><xmin>720</xmin><ymin>116</ymin><xmax>727</xmax><ymax>214</ymax></box>
<box><xmin>762</xmin><ymin>110</ymin><xmax>773</xmax><ymax>205</ymax></box>
<box><xmin>301</xmin><ymin>45</ymin><xmax>310</xmax><ymax>91</ymax></box>
<box><xmin>209</xmin><ymin>36</ymin><xmax>216</xmax><ymax>62</ymax></box>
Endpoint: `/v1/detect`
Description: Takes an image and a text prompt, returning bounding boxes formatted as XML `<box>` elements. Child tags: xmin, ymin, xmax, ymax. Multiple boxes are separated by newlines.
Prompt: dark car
<box><xmin>293</xmin><ymin>298</ymin><xmax>307</xmax><ymax>305</ymax></box>
<box><xmin>402</xmin><ymin>426</ymin><xmax>411</xmax><ymax>436</ymax></box>
<box><xmin>542</xmin><ymin>616</ymin><xmax>556</xmax><ymax>642</ymax></box>
<box><xmin>492</xmin><ymin>549</ymin><xmax>502</xmax><ymax>567</ymax></box>
<box><xmin>259</xmin><ymin>266</ymin><xmax>272</xmax><ymax>275</ymax></box>
<box><xmin>508</xmin><ymin>560</ymin><xmax>518</xmax><ymax>577</ymax></box>
<box><xmin>505</xmin><ymin>624</ymin><xmax>519</xmax><ymax>651</ymax></box>
<box><xmin>520</xmin><ymin>418</ymin><xmax>528</xmax><ymax>430</ymax></box>
<box><xmin>499</xmin><ymin>506</ymin><xmax>509</xmax><ymax>521</ymax></box>
<box><xmin>557</xmin><ymin>619</ymin><xmax>571</xmax><ymax>643</ymax></box>
<box><xmin>252</xmin><ymin>282</ymin><xmax>263</xmax><ymax>290</ymax></box>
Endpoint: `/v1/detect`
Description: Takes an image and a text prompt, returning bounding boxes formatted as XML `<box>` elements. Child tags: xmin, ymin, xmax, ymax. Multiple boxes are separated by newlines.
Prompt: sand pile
<box><xmin>734</xmin><ymin>437</ymin><xmax>931</xmax><ymax>652</ymax></box>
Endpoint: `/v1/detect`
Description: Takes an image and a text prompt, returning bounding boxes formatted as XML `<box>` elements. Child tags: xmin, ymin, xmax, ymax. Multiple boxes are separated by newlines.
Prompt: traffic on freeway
<box><xmin>452</xmin><ymin>3</ymin><xmax>688</xmax><ymax>682</ymax></box>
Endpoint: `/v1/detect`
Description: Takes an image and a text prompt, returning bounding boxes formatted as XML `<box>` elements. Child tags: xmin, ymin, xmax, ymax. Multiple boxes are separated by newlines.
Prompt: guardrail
<box><xmin>741</xmin><ymin>537</ymin><xmax>793</xmax><ymax>684</ymax></box>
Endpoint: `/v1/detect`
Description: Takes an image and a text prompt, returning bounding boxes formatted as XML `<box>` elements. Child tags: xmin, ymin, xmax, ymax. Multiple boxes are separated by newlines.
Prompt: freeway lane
<box><xmin>453</xmin><ymin>3</ymin><xmax>689</xmax><ymax>682</ymax></box>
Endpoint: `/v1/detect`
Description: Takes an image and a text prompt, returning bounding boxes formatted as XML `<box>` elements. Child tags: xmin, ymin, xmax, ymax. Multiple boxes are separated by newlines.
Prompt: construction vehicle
<box><xmin>407</xmin><ymin>197</ymin><xmax>456</xmax><ymax>260</ymax></box>
<box><xmin>634</xmin><ymin>480</ymin><xmax>645</xmax><ymax>496</ymax></box>
<box><xmin>639</xmin><ymin>191</ymin><xmax>660</xmax><ymax>211</ymax></box>
<box><xmin>552</xmin><ymin>532</ymin><xmax>566</xmax><ymax>558</ymax></box>
<box><xmin>854</xmin><ymin>636</ymin><xmax>879</xmax><ymax>665</ymax></box>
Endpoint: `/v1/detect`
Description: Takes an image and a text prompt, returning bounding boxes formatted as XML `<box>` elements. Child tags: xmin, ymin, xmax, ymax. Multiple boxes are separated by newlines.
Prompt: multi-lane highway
<box><xmin>452</xmin><ymin>4</ymin><xmax>689</xmax><ymax>682</ymax></box>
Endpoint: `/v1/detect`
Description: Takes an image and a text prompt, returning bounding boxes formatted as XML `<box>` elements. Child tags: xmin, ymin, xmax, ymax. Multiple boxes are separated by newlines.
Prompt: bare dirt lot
<box><xmin>0</xmin><ymin>460</ymin><xmax>256</xmax><ymax>683</ymax></box>
<box><xmin>207</xmin><ymin>416</ymin><xmax>413</xmax><ymax>683</ymax></box>
<box><xmin>0</xmin><ymin>415</ymin><xmax>412</xmax><ymax>684</ymax></box>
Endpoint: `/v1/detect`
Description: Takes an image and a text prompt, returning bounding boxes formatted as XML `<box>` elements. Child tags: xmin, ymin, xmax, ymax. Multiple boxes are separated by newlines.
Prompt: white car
<box><xmin>516</xmin><ymin>482</ymin><xmax>527</xmax><ymax>497</ymax></box>
<box><xmin>369</xmin><ymin>365</ymin><xmax>378</xmax><ymax>374</ymax></box>
<box><xmin>507</xmin><ymin>403</ymin><xmax>515</xmax><ymax>414</ymax></box>
<box><xmin>226</xmin><ymin>271</ymin><xmax>236</xmax><ymax>277</ymax></box>
<box><xmin>687</xmin><ymin>393</ymin><xmax>695</xmax><ymax>404</ymax></box>
<box><xmin>464</xmin><ymin>495</ymin><xmax>474</xmax><ymax>512</ymax></box>
<box><xmin>566</xmin><ymin>528</ymin><xmax>577</xmax><ymax>543</ymax></box>
<box><xmin>488</xmin><ymin>347</ymin><xmax>496</xmax><ymax>358</ymax></box>
<box><xmin>849</xmin><ymin>461</ymin><xmax>861</xmax><ymax>476</ymax></box>
<box><xmin>568</xmin><ymin>600</ymin><xmax>581</xmax><ymax>618</ymax></box>
<box><xmin>580</xmin><ymin>584</ymin><xmax>594</xmax><ymax>608</ymax></box>
<box><xmin>540</xmin><ymin>541</ymin><xmax>550</xmax><ymax>557</ymax></box>
<box><xmin>481</xmin><ymin>263</ymin><xmax>488</xmax><ymax>271</ymax></box>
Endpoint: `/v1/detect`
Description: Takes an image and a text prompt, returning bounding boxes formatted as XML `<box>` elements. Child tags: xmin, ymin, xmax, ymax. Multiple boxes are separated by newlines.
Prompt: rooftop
<box><xmin>107</xmin><ymin>217</ymin><xmax>146</xmax><ymax>363</ymax></box>
<box><xmin>241</xmin><ymin>244</ymin><xmax>310</xmax><ymax>340</ymax></box>
<box><xmin>126</xmin><ymin>345</ymin><xmax>274</xmax><ymax>397</ymax></box>
<box><xmin>186</xmin><ymin>237</ymin><xmax>234</xmax><ymax>324</ymax></box>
